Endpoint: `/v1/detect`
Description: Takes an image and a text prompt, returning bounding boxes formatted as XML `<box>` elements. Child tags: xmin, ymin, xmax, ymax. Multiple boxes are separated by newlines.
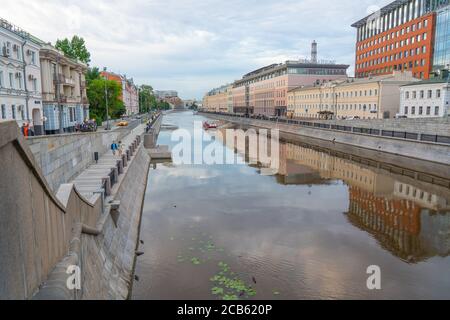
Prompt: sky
<box><xmin>1</xmin><ymin>0</ymin><xmax>393</xmax><ymax>100</ymax></box>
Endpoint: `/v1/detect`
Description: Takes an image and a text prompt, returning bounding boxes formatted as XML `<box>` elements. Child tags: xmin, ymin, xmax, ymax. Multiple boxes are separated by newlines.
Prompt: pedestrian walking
<box><xmin>111</xmin><ymin>141</ymin><xmax>119</xmax><ymax>156</ymax></box>
<box><xmin>118</xmin><ymin>141</ymin><xmax>124</xmax><ymax>156</ymax></box>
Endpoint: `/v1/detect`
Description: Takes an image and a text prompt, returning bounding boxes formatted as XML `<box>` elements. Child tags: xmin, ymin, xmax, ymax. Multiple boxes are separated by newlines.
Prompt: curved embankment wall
<box><xmin>204</xmin><ymin>114</ymin><xmax>450</xmax><ymax>170</ymax></box>
<box><xmin>0</xmin><ymin>119</ymin><xmax>152</xmax><ymax>300</ymax></box>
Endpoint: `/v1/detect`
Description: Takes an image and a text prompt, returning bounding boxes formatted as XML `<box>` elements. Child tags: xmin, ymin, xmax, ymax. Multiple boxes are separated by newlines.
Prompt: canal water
<box><xmin>132</xmin><ymin>111</ymin><xmax>450</xmax><ymax>300</ymax></box>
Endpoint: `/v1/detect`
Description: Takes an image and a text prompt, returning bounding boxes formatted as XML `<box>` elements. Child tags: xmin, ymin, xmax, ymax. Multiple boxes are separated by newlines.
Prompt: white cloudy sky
<box><xmin>1</xmin><ymin>0</ymin><xmax>392</xmax><ymax>99</ymax></box>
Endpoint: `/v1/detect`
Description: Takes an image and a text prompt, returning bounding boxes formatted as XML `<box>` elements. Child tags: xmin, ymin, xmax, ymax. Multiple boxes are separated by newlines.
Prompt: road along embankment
<box><xmin>0</xmin><ymin>115</ymin><xmax>162</xmax><ymax>300</ymax></box>
<box><xmin>203</xmin><ymin>113</ymin><xmax>450</xmax><ymax>181</ymax></box>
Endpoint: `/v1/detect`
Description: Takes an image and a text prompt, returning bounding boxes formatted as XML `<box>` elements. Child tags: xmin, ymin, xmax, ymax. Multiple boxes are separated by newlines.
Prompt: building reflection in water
<box><xmin>217</xmin><ymin>129</ymin><xmax>450</xmax><ymax>263</ymax></box>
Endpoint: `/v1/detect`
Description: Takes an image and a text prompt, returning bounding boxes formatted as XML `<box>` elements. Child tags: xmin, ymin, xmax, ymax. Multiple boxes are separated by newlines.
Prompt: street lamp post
<box><xmin>103</xmin><ymin>67</ymin><xmax>111</xmax><ymax>130</ymax></box>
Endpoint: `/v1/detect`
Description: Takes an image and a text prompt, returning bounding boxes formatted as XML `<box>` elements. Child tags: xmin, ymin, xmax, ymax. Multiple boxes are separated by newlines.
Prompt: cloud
<box><xmin>0</xmin><ymin>0</ymin><xmax>394</xmax><ymax>99</ymax></box>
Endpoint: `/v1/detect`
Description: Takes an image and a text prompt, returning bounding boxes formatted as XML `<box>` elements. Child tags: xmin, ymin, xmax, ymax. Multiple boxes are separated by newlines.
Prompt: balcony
<box><xmin>53</xmin><ymin>74</ymin><xmax>76</xmax><ymax>87</ymax></box>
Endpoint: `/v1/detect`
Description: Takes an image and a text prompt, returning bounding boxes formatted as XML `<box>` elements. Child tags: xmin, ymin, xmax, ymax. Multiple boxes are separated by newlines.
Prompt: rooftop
<box><xmin>289</xmin><ymin>71</ymin><xmax>417</xmax><ymax>92</ymax></box>
<box><xmin>0</xmin><ymin>17</ymin><xmax>45</xmax><ymax>45</ymax></box>
<box><xmin>401</xmin><ymin>78</ymin><xmax>450</xmax><ymax>87</ymax></box>
<box><xmin>352</xmin><ymin>0</ymin><xmax>450</xmax><ymax>28</ymax></box>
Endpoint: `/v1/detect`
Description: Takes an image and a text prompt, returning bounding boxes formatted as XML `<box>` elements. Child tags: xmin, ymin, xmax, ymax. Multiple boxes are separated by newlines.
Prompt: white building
<box><xmin>399</xmin><ymin>76</ymin><xmax>450</xmax><ymax>118</ymax></box>
<box><xmin>0</xmin><ymin>18</ymin><xmax>44</xmax><ymax>134</ymax></box>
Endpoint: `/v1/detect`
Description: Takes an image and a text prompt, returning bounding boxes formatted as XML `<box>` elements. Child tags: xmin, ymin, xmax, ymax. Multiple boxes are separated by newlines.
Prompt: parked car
<box><xmin>117</xmin><ymin>121</ymin><xmax>129</xmax><ymax>127</ymax></box>
<box><xmin>395</xmin><ymin>114</ymin><xmax>408</xmax><ymax>119</ymax></box>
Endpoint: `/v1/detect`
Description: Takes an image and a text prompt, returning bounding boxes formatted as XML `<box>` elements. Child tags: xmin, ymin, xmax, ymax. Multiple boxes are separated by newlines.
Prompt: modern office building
<box><xmin>0</xmin><ymin>17</ymin><xmax>44</xmax><ymax>134</ymax></box>
<box><xmin>287</xmin><ymin>71</ymin><xmax>418</xmax><ymax>119</ymax></box>
<box><xmin>232</xmin><ymin>42</ymin><xmax>349</xmax><ymax>116</ymax></box>
<box><xmin>40</xmin><ymin>44</ymin><xmax>89</xmax><ymax>134</ymax></box>
<box><xmin>399</xmin><ymin>73</ymin><xmax>450</xmax><ymax>118</ymax></box>
<box><xmin>352</xmin><ymin>0</ymin><xmax>449</xmax><ymax>80</ymax></box>
<box><xmin>432</xmin><ymin>4</ymin><xmax>450</xmax><ymax>73</ymax></box>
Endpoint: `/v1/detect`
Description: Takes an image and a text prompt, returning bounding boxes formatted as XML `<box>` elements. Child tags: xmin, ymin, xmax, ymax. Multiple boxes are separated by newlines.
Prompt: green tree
<box><xmin>55</xmin><ymin>35</ymin><xmax>91</xmax><ymax>64</ymax></box>
<box><xmin>86</xmin><ymin>67</ymin><xmax>101</xmax><ymax>85</ymax></box>
<box><xmin>139</xmin><ymin>85</ymin><xmax>155</xmax><ymax>113</ymax></box>
<box><xmin>87</xmin><ymin>79</ymin><xmax>125</xmax><ymax>124</ymax></box>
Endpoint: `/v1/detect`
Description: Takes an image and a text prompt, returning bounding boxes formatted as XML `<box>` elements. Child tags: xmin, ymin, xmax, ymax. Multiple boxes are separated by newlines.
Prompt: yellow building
<box><xmin>202</xmin><ymin>84</ymin><xmax>233</xmax><ymax>113</ymax></box>
<box><xmin>287</xmin><ymin>71</ymin><xmax>418</xmax><ymax>120</ymax></box>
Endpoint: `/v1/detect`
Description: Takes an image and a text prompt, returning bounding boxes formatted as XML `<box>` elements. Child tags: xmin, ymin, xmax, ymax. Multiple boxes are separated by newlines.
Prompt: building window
<box><xmin>427</xmin><ymin>90</ymin><xmax>432</xmax><ymax>98</ymax></box>
<box><xmin>412</xmin><ymin>91</ymin><xmax>416</xmax><ymax>99</ymax></box>
<box><xmin>420</xmin><ymin>90</ymin><xmax>424</xmax><ymax>98</ymax></box>
<box><xmin>436</xmin><ymin>90</ymin><xmax>441</xmax><ymax>98</ymax></box>
<box><xmin>17</xmin><ymin>74</ymin><xmax>22</xmax><ymax>89</ymax></box>
<box><xmin>419</xmin><ymin>106</ymin><xmax>423</xmax><ymax>115</ymax></box>
<box><xmin>0</xmin><ymin>71</ymin><xmax>3</xmax><ymax>88</ymax></box>
<box><xmin>405</xmin><ymin>91</ymin><xmax>410</xmax><ymax>99</ymax></box>
<box><xmin>435</xmin><ymin>106</ymin><xmax>439</xmax><ymax>116</ymax></box>
<box><xmin>11</xmin><ymin>105</ymin><xmax>16</xmax><ymax>119</ymax></box>
<box><xmin>1</xmin><ymin>104</ymin><xmax>5</xmax><ymax>119</ymax></box>
<box><xmin>426</xmin><ymin>106</ymin><xmax>431</xmax><ymax>115</ymax></box>
<box><xmin>9</xmin><ymin>73</ymin><xmax>14</xmax><ymax>88</ymax></box>
<box><xmin>411</xmin><ymin>106</ymin><xmax>415</xmax><ymax>115</ymax></box>
<box><xmin>19</xmin><ymin>105</ymin><xmax>24</xmax><ymax>120</ymax></box>
<box><xmin>404</xmin><ymin>106</ymin><xmax>408</xmax><ymax>114</ymax></box>
<box><xmin>31</xmin><ymin>51</ymin><xmax>36</xmax><ymax>65</ymax></box>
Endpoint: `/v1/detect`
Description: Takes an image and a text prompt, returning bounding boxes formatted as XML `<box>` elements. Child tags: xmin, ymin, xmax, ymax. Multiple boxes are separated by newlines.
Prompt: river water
<box><xmin>132</xmin><ymin>111</ymin><xmax>450</xmax><ymax>300</ymax></box>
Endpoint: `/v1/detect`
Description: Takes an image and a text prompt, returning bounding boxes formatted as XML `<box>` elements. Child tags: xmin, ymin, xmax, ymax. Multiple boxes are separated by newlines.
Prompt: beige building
<box><xmin>202</xmin><ymin>84</ymin><xmax>233</xmax><ymax>113</ymax></box>
<box><xmin>40</xmin><ymin>44</ymin><xmax>89</xmax><ymax>134</ymax></box>
<box><xmin>287</xmin><ymin>71</ymin><xmax>418</xmax><ymax>119</ymax></box>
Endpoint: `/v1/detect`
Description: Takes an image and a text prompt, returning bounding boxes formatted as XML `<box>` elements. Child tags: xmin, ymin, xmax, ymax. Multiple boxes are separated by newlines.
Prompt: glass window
<box><xmin>11</xmin><ymin>105</ymin><xmax>16</xmax><ymax>119</ymax></box>
<box><xmin>9</xmin><ymin>73</ymin><xmax>14</xmax><ymax>88</ymax></box>
<box><xmin>1</xmin><ymin>104</ymin><xmax>5</xmax><ymax>119</ymax></box>
<box><xmin>435</xmin><ymin>106</ymin><xmax>440</xmax><ymax>115</ymax></box>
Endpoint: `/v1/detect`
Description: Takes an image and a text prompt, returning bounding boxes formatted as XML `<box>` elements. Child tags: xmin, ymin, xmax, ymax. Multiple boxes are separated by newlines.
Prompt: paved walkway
<box><xmin>72</xmin><ymin>124</ymin><xmax>146</xmax><ymax>201</ymax></box>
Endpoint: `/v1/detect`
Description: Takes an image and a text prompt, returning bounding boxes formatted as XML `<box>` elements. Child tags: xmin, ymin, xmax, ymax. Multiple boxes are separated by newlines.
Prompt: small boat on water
<box><xmin>203</xmin><ymin>121</ymin><xmax>218</xmax><ymax>130</ymax></box>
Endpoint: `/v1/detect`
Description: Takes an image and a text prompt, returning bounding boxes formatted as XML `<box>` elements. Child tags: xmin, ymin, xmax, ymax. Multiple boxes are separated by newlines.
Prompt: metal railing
<box><xmin>201</xmin><ymin>111</ymin><xmax>450</xmax><ymax>146</ymax></box>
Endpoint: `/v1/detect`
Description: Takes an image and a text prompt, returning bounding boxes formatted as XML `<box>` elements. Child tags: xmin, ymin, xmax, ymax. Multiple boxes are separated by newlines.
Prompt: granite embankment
<box><xmin>0</xmin><ymin>116</ymin><xmax>162</xmax><ymax>300</ymax></box>
<box><xmin>203</xmin><ymin>113</ymin><xmax>450</xmax><ymax>169</ymax></box>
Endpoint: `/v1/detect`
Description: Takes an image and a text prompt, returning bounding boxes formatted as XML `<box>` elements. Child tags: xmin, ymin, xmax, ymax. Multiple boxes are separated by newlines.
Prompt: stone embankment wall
<box><xmin>204</xmin><ymin>114</ymin><xmax>450</xmax><ymax>168</ymax></box>
<box><xmin>0</xmin><ymin>115</ymin><xmax>160</xmax><ymax>300</ymax></box>
<box><xmin>27</xmin><ymin>129</ymin><xmax>129</xmax><ymax>192</ymax></box>
<box><xmin>314</xmin><ymin>117</ymin><xmax>450</xmax><ymax>136</ymax></box>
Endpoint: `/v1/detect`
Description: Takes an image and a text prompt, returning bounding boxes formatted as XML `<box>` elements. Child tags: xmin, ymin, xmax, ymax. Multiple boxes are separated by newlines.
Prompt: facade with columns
<box><xmin>40</xmin><ymin>44</ymin><xmax>89</xmax><ymax>134</ymax></box>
